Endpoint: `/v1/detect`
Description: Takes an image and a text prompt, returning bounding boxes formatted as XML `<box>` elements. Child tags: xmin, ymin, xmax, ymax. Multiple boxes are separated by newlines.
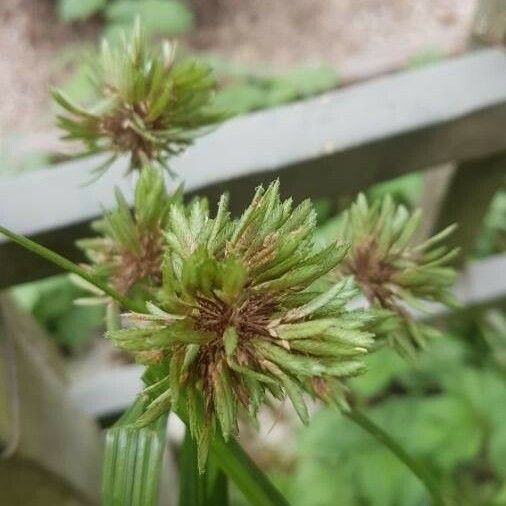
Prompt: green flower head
<box><xmin>77</xmin><ymin>165</ymin><xmax>182</xmax><ymax>297</ymax></box>
<box><xmin>335</xmin><ymin>193</ymin><xmax>459</xmax><ymax>357</ymax></box>
<box><xmin>109</xmin><ymin>181</ymin><xmax>375</xmax><ymax>467</ymax></box>
<box><xmin>52</xmin><ymin>22</ymin><xmax>226</xmax><ymax>176</ymax></box>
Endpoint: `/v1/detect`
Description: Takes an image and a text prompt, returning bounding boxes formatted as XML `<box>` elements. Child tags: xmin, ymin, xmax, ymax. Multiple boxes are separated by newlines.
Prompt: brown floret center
<box><xmin>100</xmin><ymin>105</ymin><xmax>156</xmax><ymax>163</ymax></box>
<box><xmin>346</xmin><ymin>240</ymin><xmax>397</xmax><ymax>308</ymax></box>
<box><xmin>194</xmin><ymin>293</ymin><xmax>277</xmax><ymax>340</ymax></box>
<box><xmin>115</xmin><ymin>230</ymin><xmax>164</xmax><ymax>293</ymax></box>
<box><xmin>187</xmin><ymin>294</ymin><xmax>277</xmax><ymax>415</ymax></box>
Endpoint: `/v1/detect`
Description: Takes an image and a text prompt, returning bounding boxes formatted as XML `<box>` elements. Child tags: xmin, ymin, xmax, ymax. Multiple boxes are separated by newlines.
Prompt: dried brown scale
<box><xmin>137</xmin><ymin>350</ymin><xmax>165</xmax><ymax>364</ymax></box>
<box><xmin>184</xmin><ymin>293</ymin><xmax>282</xmax><ymax>415</ymax></box>
<box><xmin>245</xmin><ymin>233</ymin><xmax>279</xmax><ymax>269</ymax></box>
<box><xmin>345</xmin><ymin>239</ymin><xmax>397</xmax><ymax>308</ymax></box>
<box><xmin>115</xmin><ymin>230</ymin><xmax>164</xmax><ymax>293</ymax></box>
<box><xmin>194</xmin><ymin>294</ymin><xmax>277</xmax><ymax>340</ymax></box>
<box><xmin>100</xmin><ymin>111</ymin><xmax>155</xmax><ymax>163</ymax></box>
<box><xmin>311</xmin><ymin>376</ymin><xmax>331</xmax><ymax>399</ymax></box>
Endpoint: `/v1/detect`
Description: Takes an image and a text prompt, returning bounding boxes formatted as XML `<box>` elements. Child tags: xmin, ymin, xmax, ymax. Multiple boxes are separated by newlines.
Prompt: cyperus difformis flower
<box><xmin>52</xmin><ymin>22</ymin><xmax>226</xmax><ymax>177</ymax></box>
<box><xmin>108</xmin><ymin>181</ymin><xmax>375</xmax><ymax>468</ymax></box>
<box><xmin>77</xmin><ymin>165</ymin><xmax>182</xmax><ymax>299</ymax></box>
<box><xmin>334</xmin><ymin>193</ymin><xmax>459</xmax><ymax>357</ymax></box>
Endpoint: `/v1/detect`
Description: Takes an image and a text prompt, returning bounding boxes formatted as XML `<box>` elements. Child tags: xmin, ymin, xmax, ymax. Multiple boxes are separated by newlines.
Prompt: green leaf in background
<box><xmin>58</xmin><ymin>0</ymin><xmax>107</xmax><ymax>21</ymax></box>
<box><xmin>103</xmin><ymin>400</ymin><xmax>169</xmax><ymax>506</ymax></box>
<box><xmin>105</xmin><ymin>0</ymin><xmax>193</xmax><ymax>38</ymax></box>
<box><xmin>489</xmin><ymin>426</ymin><xmax>506</xmax><ymax>478</ymax></box>
<box><xmin>407</xmin><ymin>47</ymin><xmax>444</xmax><ymax>69</ymax></box>
<box><xmin>367</xmin><ymin>172</ymin><xmax>423</xmax><ymax>209</ymax></box>
<box><xmin>12</xmin><ymin>275</ymin><xmax>104</xmax><ymax>349</ymax></box>
<box><xmin>0</xmin><ymin>134</ymin><xmax>51</xmax><ymax>177</ymax></box>
<box><xmin>205</xmin><ymin>457</ymin><xmax>229</xmax><ymax>505</ymax></box>
<box><xmin>285</xmin><ymin>330</ymin><xmax>506</xmax><ymax>506</ymax></box>
<box><xmin>270</xmin><ymin>66</ymin><xmax>339</xmax><ymax>99</ymax></box>
<box><xmin>350</xmin><ymin>347</ymin><xmax>408</xmax><ymax>399</ymax></box>
<box><xmin>214</xmin><ymin>83</ymin><xmax>272</xmax><ymax>115</ymax></box>
<box><xmin>60</xmin><ymin>61</ymin><xmax>96</xmax><ymax>106</ymax></box>
<box><xmin>474</xmin><ymin>189</ymin><xmax>506</xmax><ymax>258</ymax></box>
<box><xmin>214</xmin><ymin>65</ymin><xmax>339</xmax><ymax>115</ymax></box>
<box><xmin>290</xmin><ymin>408</ymin><xmax>425</xmax><ymax>506</ymax></box>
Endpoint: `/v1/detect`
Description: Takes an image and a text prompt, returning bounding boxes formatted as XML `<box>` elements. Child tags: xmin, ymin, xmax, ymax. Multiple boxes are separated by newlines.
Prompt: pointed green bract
<box><xmin>102</xmin><ymin>399</ymin><xmax>168</xmax><ymax>506</ymax></box>
<box><xmin>53</xmin><ymin>22</ymin><xmax>227</xmax><ymax>175</ymax></box>
<box><xmin>77</xmin><ymin>165</ymin><xmax>181</xmax><ymax>298</ymax></box>
<box><xmin>107</xmin><ymin>181</ymin><xmax>372</xmax><ymax>468</ymax></box>
<box><xmin>335</xmin><ymin>193</ymin><xmax>459</xmax><ymax>357</ymax></box>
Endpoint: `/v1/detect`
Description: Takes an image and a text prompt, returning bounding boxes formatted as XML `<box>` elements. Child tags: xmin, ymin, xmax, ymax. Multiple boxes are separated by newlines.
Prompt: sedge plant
<box><xmin>0</xmin><ymin>23</ymin><xmax>461</xmax><ymax>506</ymax></box>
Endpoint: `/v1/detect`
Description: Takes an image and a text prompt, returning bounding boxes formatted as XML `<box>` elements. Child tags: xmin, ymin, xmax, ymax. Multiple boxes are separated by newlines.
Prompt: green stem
<box><xmin>179</xmin><ymin>428</ymin><xmax>229</xmax><ymax>506</ymax></box>
<box><xmin>0</xmin><ymin>224</ymin><xmax>144</xmax><ymax>313</ymax></box>
<box><xmin>344</xmin><ymin>408</ymin><xmax>446</xmax><ymax>506</ymax></box>
<box><xmin>106</xmin><ymin>302</ymin><xmax>121</xmax><ymax>332</ymax></box>
<box><xmin>176</xmin><ymin>405</ymin><xmax>288</xmax><ymax>506</ymax></box>
<box><xmin>210</xmin><ymin>437</ymin><xmax>290</xmax><ymax>506</ymax></box>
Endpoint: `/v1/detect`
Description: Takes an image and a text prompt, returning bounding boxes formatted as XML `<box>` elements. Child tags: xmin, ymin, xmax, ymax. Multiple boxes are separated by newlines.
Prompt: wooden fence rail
<box><xmin>0</xmin><ymin>47</ymin><xmax>505</xmax><ymax>287</ymax></box>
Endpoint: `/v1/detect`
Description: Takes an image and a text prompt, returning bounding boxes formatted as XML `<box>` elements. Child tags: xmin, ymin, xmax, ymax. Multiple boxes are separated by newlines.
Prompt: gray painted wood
<box><xmin>474</xmin><ymin>0</ymin><xmax>506</xmax><ymax>44</ymax></box>
<box><xmin>415</xmin><ymin>164</ymin><xmax>455</xmax><ymax>243</ymax></box>
<box><xmin>430</xmin><ymin>151</ymin><xmax>506</xmax><ymax>263</ymax></box>
<box><xmin>1</xmin><ymin>48</ymin><xmax>506</xmax><ymax>287</ymax></box>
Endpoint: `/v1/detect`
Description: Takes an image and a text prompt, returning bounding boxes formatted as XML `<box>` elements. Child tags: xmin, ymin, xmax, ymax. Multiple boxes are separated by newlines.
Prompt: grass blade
<box><xmin>206</xmin><ymin>459</ymin><xmax>229</xmax><ymax>506</ymax></box>
<box><xmin>103</xmin><ymin>400</ymin><xmax>168</xmax><ymax>506</ymax></box>
<box><xmin>179</xmin><ymin>428</ymin><xmax>206</xmax><ymax>506</ymax></box>
<box><xmin>210</xmin><ymin>436</ymin><xmax>289</xmax><ymax>506</ymax></box>
<box><xmin>179</xmin><ymin>428</ymin><xmax>229</xmax><ymax>506</ymax></box>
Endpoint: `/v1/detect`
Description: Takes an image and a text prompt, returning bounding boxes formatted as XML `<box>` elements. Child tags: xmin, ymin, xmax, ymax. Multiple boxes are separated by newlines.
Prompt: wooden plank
<box><xmin>430</xmin><ymin>151</ymin><xmax>506</xmax><ymax>263</ymax></box>
<box><xmin>0</xmin><ymin>295</ymin><xmax>103</xmax><ymax>505</ymax></box>
<box><xmin>70</xmin><ymin>254</ymin><xmax>506</xmax><ymax>420</ymax></box>
<box><xmin>1</xmin><ymin>48</ymin><xmax>506</xmax><ymax>287</ymax></box>
<box><xmin>415</xmin><ymin>163</ymin><xmax>455</xmax><ymax>243</ymax></box>
<box><xmin>474</xmin><ymin>0</ymin><xmax>506</xmax><ymax>44</ymax></box>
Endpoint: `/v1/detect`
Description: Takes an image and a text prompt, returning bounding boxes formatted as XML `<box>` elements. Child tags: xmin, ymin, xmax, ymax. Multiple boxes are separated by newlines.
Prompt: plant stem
<box><xmin>177</xmin><ymin>406</ymin><xmax>288</xmax><ymax>506</ymax></box>
<box><xmin>210</xmin><ymin>436</ymin><xmax>290</xmax><ymax>506</ymax></box>
<box><xmin>344</xmin><ymin>408</ymin><xmax>446</xmax><ymax>506</ymax></box>
<box><xmin>0</xmin><ymin>224</ymin><xmax>144</xmax><ymax>313</ymax></box>
<box><xmin>106</xmin><ymin>302</ymin><xmax>121</xmax><ymax>332</ymax></box>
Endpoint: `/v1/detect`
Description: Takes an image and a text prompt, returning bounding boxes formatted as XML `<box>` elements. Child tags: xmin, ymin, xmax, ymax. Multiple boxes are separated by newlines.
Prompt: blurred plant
<box><xmin>406</xmin><ymin>47</ymin><xmax>444</xmax><ymax>69</ymax></box>
<box><xmin>57</xmin><ymin>0</ymin><xmax>193</xmax><ymax>40</ymax></box>
<box><xmin>474</xmin><ymin>188</ymin><xmax>506</xmax><ymax>258</ymax></box>
<box><xmin>334</xmin><ymin>194</ymin><xmax>459</xmax><ymax>358</ymax></box>
<box><xmin>0</xmin><ymin>135</ymin><xmax>51</xmax><ymax>177</ymax></box>
<box><xmin>76</xmin><ymin>165</ymin><xmax>182</xmax><ymax>298</ymax></box>
<box><xmin>287</xmin><ymin>331</ymin><xmax>506</xmax><ymax>506</ymax></box>
<box><xmin>52</xmin><ymin>22</ymin><xmax>225</xmax><ymax>177</ymax></box>
<box><xmin>12</xmin><ymin>275</ymin><xmax>104</xmax><ymax>350</ymax></box>
<box><xmin>366</xmin><ymin>172</ymin><xmax>422</xmax><ymax>210</ymax></box>
<box><xmin>209</xmin><ymin>59</ymin><xmax>339</xmax><ymax>115</ymax></box>
<box><xmin>104</xmin><ymin>0</ymin><xmax>193</xmax><ymax>40</ymax></box>
<box><xmin>57</xmin><ymin>0</ymin><xmax>108</xmax><ymax>21</ymax></box>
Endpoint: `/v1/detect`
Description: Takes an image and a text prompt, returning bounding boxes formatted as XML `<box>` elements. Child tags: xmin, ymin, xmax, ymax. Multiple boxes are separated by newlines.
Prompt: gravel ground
<box><xmin>0</xmin><ymin>0</ymin><xmax>97</xmax><ymax>136</ymax></box>
<box><xmin>189</xmin><ymin>0</ymin><xmax>477</xmax><ymax>81</ymax></box>
<box><xmin>0</xmin><ymin>0</ymin><xmax>477</xmax><ymax>140</ymax></box>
